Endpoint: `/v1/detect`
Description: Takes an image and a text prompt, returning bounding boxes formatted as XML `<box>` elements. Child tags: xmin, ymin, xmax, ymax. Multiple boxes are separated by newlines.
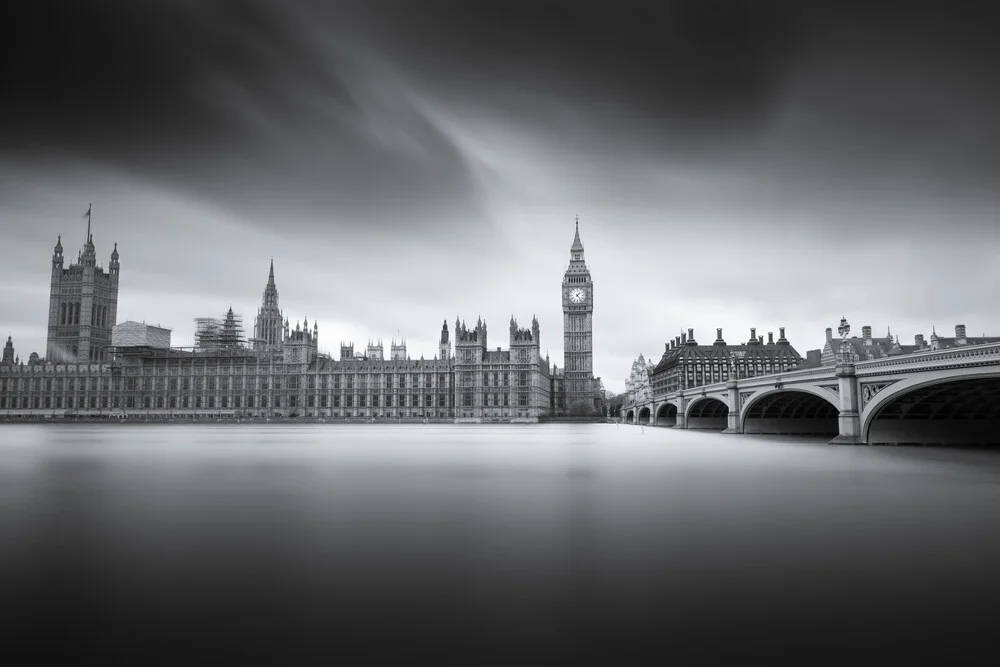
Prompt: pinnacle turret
<box><xmin>571</xmin><ymin>215</ymin><xmax>584</xmax><ymax>252</ymax></box>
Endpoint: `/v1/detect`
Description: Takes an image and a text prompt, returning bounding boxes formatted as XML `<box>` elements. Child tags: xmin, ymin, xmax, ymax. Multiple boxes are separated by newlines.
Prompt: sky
<box><xmin>2</xmin><ymin>1</ymin><xmax>998</xmax><ymax>393</ymax></box>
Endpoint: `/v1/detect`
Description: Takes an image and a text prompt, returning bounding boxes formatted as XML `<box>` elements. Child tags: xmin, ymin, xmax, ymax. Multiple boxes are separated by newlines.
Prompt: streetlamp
<box><xmin>837</xmin><ymin>316</ymin><xmax>851</xmax><ymax>363</ymax></box>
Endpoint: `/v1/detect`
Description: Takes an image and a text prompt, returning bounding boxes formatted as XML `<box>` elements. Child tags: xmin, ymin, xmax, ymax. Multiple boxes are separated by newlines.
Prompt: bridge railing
<box><xmin>855</xmin><ymin>341</ymin><xmax>1000</xmax><ymax>376</ymax></box>
<box><xmin>644</xmin><ymin>364</ymin><xmax>841</xmax><ymax>405</ymax></box>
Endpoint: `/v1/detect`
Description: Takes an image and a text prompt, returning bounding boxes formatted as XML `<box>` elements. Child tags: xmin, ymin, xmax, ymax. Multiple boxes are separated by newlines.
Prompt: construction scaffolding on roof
<box><xmin>194</xmin><ymin>308</ymin><xmax>248</xmax><ymax>353</ymax></box>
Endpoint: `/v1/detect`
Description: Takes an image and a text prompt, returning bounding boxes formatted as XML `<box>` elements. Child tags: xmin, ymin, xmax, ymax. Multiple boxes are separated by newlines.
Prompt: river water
<box><xmin>2</xmin><ymin>424</ymin><xmax>999</xmax><ymax>663</ymax></box>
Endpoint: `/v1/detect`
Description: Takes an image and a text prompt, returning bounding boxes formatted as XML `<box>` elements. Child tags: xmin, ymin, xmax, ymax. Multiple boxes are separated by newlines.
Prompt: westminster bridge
<box><xmin>623</xmin><ymin>342</ymin><xmax>1000</xmax><ymax>445</ymax></box>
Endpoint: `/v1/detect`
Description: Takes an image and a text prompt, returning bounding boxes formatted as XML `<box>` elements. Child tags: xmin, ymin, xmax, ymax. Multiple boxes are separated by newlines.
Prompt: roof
<box><xmin>483</xmin><ymin>350</ymin><xmax>511</xmax><ymax>364</ymax></box>
<box><xmin>652</xmin><ymin>340</ymin><xmax>803</xmax><ymax>376</ymax></box>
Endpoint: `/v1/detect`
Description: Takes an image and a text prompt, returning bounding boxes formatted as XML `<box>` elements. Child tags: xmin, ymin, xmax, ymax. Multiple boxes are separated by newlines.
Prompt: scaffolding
<box><xmin>194</xmin><ymin>309</ymin><xmax>248</xmax><ymax>353</ymax></box>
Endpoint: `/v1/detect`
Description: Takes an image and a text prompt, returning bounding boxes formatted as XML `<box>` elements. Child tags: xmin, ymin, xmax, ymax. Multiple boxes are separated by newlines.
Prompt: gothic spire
<box><xmin>267</xmin><ymin>258</ymin><xmax>275</xmax><ymax>287</ymax></box>
<box><xmin>571</xmin><ymin>215</ymin><xmax>584</xmax><ymax>252</ymax></box>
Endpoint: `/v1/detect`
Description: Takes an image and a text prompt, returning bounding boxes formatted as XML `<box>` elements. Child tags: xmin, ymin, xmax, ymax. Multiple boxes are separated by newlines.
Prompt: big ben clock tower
<box><xmin>562</xmin><ymin>216</ymin><xmax>594</xmax><ymax>413</ymax></box>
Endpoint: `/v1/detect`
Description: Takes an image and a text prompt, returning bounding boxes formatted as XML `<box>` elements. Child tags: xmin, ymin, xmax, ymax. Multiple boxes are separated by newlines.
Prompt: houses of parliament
<box><xmin>0</xmin><ymin>215</ymin><xmax>602</xmax><ymax>421</ymax></box>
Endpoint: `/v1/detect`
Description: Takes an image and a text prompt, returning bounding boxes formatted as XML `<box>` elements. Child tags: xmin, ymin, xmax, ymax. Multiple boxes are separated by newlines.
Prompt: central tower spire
<box><xmin>253</xmin><ymin>260</ymin><xmax>284</xmax><ymax>352</ymax></box>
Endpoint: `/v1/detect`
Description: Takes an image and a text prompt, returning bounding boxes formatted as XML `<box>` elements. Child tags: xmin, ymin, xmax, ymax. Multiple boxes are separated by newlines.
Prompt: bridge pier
<box><xmin>675</xmin><ymin>392</ymin><xmax>687</xmax><ymax>429</ymax></box>
<box><xmin>830</xmin><ymin>362</ymin><xmax>866</xmax><ymax>445</ymax></box>
<box><xmin>722</xmin><ymin>378</ymin><xmax>741</xmax><ymax>434</ymax></box>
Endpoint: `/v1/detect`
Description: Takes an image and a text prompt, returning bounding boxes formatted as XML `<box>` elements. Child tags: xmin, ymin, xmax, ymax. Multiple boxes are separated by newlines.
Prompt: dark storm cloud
<box><xmin>2</xmin><ymin>1</ymin><xmax>488</xmax><ymax>235</ymax></box>
<box><xmin>345</xmin><ymin>3</ymin><xmax>1000</xmax><ymax>143</ymax></box>
<box><xmin>343</xmin><ymin>0</ymin><xmax>806</xmax><ymax>152</ymax></box>
<box><xmin>6</xmin><ymin>0</ymin><xmax>998</xmax><ymax>232</ymax></box>
<box><xmin>342</xmin><ymin>0</ymin><xmax>1000</xmax><ymax>210</ymax></box>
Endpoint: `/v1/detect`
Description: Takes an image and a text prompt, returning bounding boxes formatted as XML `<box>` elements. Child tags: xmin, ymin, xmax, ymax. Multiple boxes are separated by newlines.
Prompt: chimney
<box><xmin>779</xmin><ymin>327</ymin><xmax>787</xmax><ymax>342</ymax></box>
<box><xmin>665</xmin><ymin>342</ymin><xmax>670</xmax><ymax>353</ymax></box>
<box><xmin>915</xmin><ymin>333</ymin><xmax>925</xmax><ymax>347</ymax></box>
<box><xmin>717</xmin><ymin>328</ymin><xmax>723</xmax><ymax>340</ymax></box>
<box><xmin>688</xmin><ymin>328</ymin><xmax>695</xmax><ymax>343</ymax></box>
<box><xmin>956</xmin><ymin>324</ymin><xmax>967</xmax><ymax>342</ymax></box>
<box><xmin>675</xmin><ymin>335</ymin><xmax>681</xmax><ymax>347</ymax></box>
<box><xmin>767</xmin><ymin>332</ymin><xmax>774</xmax><ymax>345</ymax></box>
<box><xmin>681</xmin><ymin>333</ymin><xmax>687</xmax><ymax>344</ymax></box>
<box><xmin>825</xmin><ymin>327</ymin><xmax>832</xmax><ymax>342</ymax></box>
<box><xmin>750</xmin><ymin>327</ymin><xmax>756</xmax><ymax>342</ymax></box>
<box><xmin>862</xmin><ymin>326</ymin><xmax>872</xmax><ymax>344</ymax></box>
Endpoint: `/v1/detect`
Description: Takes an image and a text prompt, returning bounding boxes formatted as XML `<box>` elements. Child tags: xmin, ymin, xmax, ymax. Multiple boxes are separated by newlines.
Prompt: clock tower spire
<box><xmin>562</xmin><ymin>215</ymin><xmax>595</xmax><ymax>415</ymax></box>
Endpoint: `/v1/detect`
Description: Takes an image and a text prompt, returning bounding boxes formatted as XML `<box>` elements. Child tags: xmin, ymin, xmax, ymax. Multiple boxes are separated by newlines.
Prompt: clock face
<box><xmin>569</xmin><ymin>288</ymin><xmax>585</xmax><ymax>303</ymax></box>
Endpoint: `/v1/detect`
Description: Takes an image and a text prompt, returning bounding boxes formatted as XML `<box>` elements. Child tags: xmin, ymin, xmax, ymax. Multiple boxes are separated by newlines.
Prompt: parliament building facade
<box><xmin>1</xmin><ymin>218</ymin><xmax>601</xmax><ymax>422</ymax></box>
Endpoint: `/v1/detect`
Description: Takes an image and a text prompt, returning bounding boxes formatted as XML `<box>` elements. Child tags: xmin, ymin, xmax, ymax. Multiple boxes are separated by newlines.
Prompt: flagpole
<box><xmin>84</xmin><ymin>203</ymin><xmax>92</xmax><ymax>243</ymax></box>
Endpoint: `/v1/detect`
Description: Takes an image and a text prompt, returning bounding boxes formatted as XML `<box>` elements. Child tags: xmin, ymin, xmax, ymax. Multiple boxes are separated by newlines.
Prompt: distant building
<box><xmin>452</xmin><ymin>316</ymin><xmax>552</xmax><ymax>422</ymax></box>
<box><xmin>803</xmin><ymin>348</ymin><xmax>823</xmax><ymax>368</ymax></box>
<box><xmin>927</xmin><ymin>324</ymin><xmax>999</xmax><ymax>350</ymax></box>
<box><xmin>111</xmin><ymin>321</ymin><xmax>172</xmax><ymax>349</ymax></box>
<box><xmin>549</xmin><ymin>362</ymin><xmax>565</xmax><ymax>414</ymax></box>
<box><xmin>2</xmin><ymin>216</ymin><xmax>599</xmax><ymax>423</ymax></box>
<box><xmin>1</xmin><ymin>336</ymin><xmax>14</xmax><ymax>366</ymax></box>
<box><xmin>624</xmin><ymin>354</ymin><xmax>654</xmax><ymax>407</ymax></box>
<box><xmin>819</xmin><ymin>323</ymin><xmax>1000</xmax><ymax>365</ymax></box>
<box><xmin>366</xmin><ymin>340</ymin><xmax>385</xmax><ymax>361</ymax></box>
<box><xmin>283</xmin><ymin>317</ymin><xmax>319</xmax><ymax>365</ymax></box>
<box><xmin>650</xmin><ymin>327</ymin><xmax>804</xmax><ymax>398</ymax></box>
<box><xmin>46</xmin><ymin>211</ymin><xmax>120</xmax><ymax>362</ymax></box>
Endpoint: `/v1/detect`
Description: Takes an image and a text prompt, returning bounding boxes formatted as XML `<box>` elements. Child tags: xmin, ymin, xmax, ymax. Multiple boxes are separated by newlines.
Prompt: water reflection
<box><xmin>2</xmin><ymin>424</ymin><xmax>999</xmax><ymax>662</ymax></box>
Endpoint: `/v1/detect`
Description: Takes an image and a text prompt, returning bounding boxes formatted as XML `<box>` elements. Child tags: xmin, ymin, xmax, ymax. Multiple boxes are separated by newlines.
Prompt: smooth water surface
<box><xmin>3</xmin><ymin>424</ymin><xmax>999</xmax><ymax>663</ymax></box>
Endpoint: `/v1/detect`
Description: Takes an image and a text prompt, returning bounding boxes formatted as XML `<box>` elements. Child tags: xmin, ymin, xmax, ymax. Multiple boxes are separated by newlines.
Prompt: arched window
<box><xmin>60</xmin><ymin>303</ymin><xmax>66</xmax><ymax>325</ymax></box>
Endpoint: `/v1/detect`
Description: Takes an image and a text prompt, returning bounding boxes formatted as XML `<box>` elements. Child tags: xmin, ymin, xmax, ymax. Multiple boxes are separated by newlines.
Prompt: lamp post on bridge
<box><xmin>838</xmin><ymin>316</ymin><xmax>851</xmax><ymax>363</ymax></box>
<box><xmin>723</xmin><ymin>352</ymin><xmax>741</xmax><ymax>435</ymax></box>
<box><xmin>831</xmin><ymin>315</ymin><xmax>864</xmax><ymax>445</ymax></box>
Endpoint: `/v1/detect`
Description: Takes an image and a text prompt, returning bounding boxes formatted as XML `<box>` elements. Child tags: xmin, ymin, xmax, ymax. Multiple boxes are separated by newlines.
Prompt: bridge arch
<box><xmin>624</xmin><ymin>409</ymin><xmax>635</xmax><ymax>424</ymax></box>
<box><xmin>685</xmin><ymin>396</ymin><xmax>729</xmax><ymax>430</ymax></box>
<box><xmin>637</xmin><ymin>406</ymin><xmax>651</xmax><ymax>425</ymax></box>
<box><xmin>741</xmin><ymin>387</ymin><xmax>840</xmax><ymax>436</ymax></box>
<box><xmin>862</xmin><ymin>369</ymin><xmax>1000</xmax><ymax>446</ymax></box>
<box><xmin>655</xmin><ymin>403</ymin><xmax>677</xmax><ymax>427</ymax></box>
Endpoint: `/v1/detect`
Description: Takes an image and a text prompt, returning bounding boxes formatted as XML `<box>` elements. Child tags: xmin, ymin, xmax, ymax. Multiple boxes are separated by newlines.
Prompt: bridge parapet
<box><xmin>855</xmin><ymin>342</ymin><xmax>1000</xmax><ymax>376</ymax></box>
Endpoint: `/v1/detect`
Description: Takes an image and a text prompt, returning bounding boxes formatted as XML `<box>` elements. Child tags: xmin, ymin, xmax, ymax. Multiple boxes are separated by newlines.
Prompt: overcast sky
<box><xmin>2</xmin><ymin>1</ymin><xmax>998</xmax><ymax>393</ymax></box>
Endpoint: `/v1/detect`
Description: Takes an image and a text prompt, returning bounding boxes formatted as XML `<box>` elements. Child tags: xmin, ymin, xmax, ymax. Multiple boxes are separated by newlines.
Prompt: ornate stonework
<box><xmin>46</xmin><ymin>209</ymin><xmax>120</xmax><ymax>363</ymax></box>
<box><xmin>562</xmin><ymin>216</ymin><xmax>596</xmax><ymax>413</ymax></box>
<box><xmin>860</xmin><ymin>382</ymin><xmax>894</xmax><ymax>408</ymax></box>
